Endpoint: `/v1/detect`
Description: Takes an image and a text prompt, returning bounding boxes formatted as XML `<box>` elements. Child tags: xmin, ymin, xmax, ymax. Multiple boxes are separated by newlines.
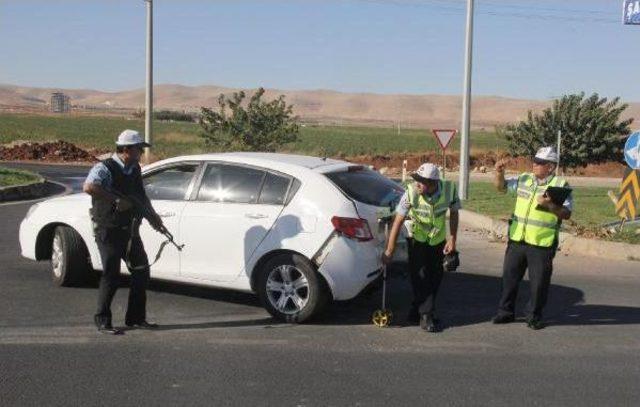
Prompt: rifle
<box><xmin>108</xmin><ymin>189</ymin><xmax>185</xmax><ymax>271</ymax></box>
<box><xmin>111</xmin><ymin>189</ymin><xmax>184</xmax><ymax>252</ymax></box>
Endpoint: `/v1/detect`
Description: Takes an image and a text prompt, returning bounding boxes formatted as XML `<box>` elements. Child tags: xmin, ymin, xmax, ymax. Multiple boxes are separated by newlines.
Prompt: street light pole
<box><xmin>459</xmin><ymin>0</ymin><xmax>475</xmax><ymax>200</ymax></box>
<box><xmin>144</xmin><ymin>0</ymin><xmax>153</xmax><ymax>160</ymax></box>
<box><xmin>556</xmin><ymin>129</ymin><xmax>562</xmax><ymax>176</ymax></box>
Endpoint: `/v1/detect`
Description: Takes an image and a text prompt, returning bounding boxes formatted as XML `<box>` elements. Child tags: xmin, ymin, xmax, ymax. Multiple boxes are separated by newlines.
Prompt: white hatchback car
<box><xmin>19</xmin><ymin>152</ymin><xmax>406</xmax><ymax>322</ymax></box>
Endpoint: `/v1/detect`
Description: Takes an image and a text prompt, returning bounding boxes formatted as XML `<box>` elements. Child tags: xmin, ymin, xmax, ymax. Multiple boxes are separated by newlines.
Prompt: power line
<box><xmin>434</xmin><ymin>0</ymin><xmax>618</xmax><ymax>17</ymax></box>
<box><xmin>356</xmin><ymin>0</ymin><xmax>620</xmax><ymax>24</ymax></box>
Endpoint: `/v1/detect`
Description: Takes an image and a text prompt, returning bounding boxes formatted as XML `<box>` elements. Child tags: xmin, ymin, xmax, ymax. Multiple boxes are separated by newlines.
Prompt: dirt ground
<box><xmin>344</xmin><ymin>152</ymin><xmax>628</xmax><ymax>178</ymax></box>
<box><xmin>0</xmin><ymin>141</ymin><xmax>100</xmax><ymax>162</ymax></box>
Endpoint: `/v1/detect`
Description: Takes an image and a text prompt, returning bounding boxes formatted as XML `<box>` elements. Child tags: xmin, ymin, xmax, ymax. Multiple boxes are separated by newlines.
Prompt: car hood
<box><xmin>40</xmin><ymin>192</ymin><xmax>91</xmax><ymax>206</ymax></box>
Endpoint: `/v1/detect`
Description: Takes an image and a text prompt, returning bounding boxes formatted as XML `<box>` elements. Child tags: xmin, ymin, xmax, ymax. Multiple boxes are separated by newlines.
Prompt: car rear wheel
<box><xmin>51</xmin><ymin>226</ymin><xmax>93</xmax><ymax>287</ymax></box>
<box><xmin>257</xmin><ymin>253</ymin><xmax>330</xmax><ymax>323</ymax></box>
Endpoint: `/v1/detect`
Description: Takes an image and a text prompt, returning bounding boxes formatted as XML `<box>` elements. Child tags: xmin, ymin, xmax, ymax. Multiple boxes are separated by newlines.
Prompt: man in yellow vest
<box><xmin>382</xmin><ymin>163</ymin><xmax>460</xmax><ymax>332</ymax></box>
<box><xmin>492</xmin><ymin>146</ymin><xmax>573</xmax><ymax>330</ymax></box>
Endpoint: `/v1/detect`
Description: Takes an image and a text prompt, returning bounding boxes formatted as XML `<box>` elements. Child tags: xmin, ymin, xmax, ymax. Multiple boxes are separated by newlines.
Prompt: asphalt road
<box><xmin>1</xmin><ymin>163</ymin><xmax>640</xmax><ymax>406</ymax></box>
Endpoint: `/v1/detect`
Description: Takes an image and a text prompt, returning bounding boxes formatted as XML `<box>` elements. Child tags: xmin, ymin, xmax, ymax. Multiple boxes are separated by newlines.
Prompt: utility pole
<box><xmin>459</xmin><ymin>0</ymin><xmax>474</xmax><ymax>200</ymax></box>
<box><xmin>556</xmin><ymin>129</ymin><xmax>562</xmax><ymax>176</ymax></box>
<box><xmin>144</xmin><ymin>0</ymin><xmax>153</xmax><ymax>159</ymax></box>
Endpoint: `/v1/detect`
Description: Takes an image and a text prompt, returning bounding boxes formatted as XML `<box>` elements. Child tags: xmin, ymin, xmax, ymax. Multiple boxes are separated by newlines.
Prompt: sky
<box><xmin>0</xmin><ymin>0</ymin><xmax>638</xmax><ymax>101</ymax></box>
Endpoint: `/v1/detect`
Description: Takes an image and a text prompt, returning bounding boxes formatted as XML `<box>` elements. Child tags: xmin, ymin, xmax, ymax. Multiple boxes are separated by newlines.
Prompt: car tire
<box><xmin>51</xmin><ymin>226</ymin><xmax>93</xmax><ymax>287</ymax></box>
<box><xmin>257</xmin><ymin>253</ymin><xmax>330</xmax><ymax>323</ymax></box>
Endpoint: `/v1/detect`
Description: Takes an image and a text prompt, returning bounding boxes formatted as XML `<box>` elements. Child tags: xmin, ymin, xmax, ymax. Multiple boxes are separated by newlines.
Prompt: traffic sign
<box><xmin>432</xmin><ymin>129</ymin><xmax>457</xmax><ymax>150</ymax></box>
<box><xmin>623</xmin><ymin>1</ymin><xmax>640</xmax><ymax>24</ymax></box>
<box><xmin>623</xmin><ymin>131</ymin><xmax>640</xmax><ymax>169</ymax></box>
<box><xmin>616</xmin><ymin>168</ymin><xmax>640</xmax><ymax>220</ymax></box>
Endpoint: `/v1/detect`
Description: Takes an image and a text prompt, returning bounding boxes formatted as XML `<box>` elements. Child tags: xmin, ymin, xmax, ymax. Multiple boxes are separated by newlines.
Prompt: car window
<box><xmin>143</xmin><ymin>164</ymin><xmax>199</xmax><ymax>201</ymax></box>
<box><xmin>325</xmin><ymin>167</ymin><xmax>404</xmax><ymax>208</ymax></box>
<box><xmin>197</xmin><ymin>164</ymin><xmax>265</xmax><ymax>203</ymax></box>
<box><xmin>285</xmin><ymin>178</ymin><xmax>301</xmax><ymax>205</ymax></box>
<box><xmin>258</xmin><ymin>172</ymin><xmax>292</xmax><ymax>205</ymax></box>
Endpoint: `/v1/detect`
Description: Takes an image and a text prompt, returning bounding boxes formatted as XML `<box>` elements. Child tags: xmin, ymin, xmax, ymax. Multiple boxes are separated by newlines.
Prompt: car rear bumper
<box><xmin>317</xmin><ymin>235</ymin><xmax>385</xmax><ymax>301</ymax></box>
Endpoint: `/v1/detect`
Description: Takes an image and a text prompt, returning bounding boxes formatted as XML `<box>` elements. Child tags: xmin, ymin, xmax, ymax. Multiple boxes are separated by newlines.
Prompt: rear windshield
<box><xmin>326</xmin><ymin>168</ymin><xmax>404</xmax><ymax>208</ymax></box>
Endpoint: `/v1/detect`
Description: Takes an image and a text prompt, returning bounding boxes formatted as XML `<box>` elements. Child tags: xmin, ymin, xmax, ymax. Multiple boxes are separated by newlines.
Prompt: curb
<box><xmin>459</xmin><ymin>209</ymin><xmax>639</xmax><ymax>262</ymax></box>
<box><xmin>0</xmin><ymin>177</ymin><xmax>50</xmax><ymax>202</ymax></box>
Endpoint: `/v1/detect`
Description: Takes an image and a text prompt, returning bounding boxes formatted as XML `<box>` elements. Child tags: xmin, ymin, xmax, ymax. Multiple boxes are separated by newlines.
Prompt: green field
<box><xmin>0</xmin><ymin>113</ymin><xmax>634</xmax><ymax>243</ymax></box>
<box><xmin>293</xmin><ymin>125</ymin><xmax>507</xmax><ymax>156</ymax></box>
<box><xmin>465</xmin><ymin>181</ymin><xmax>639</xmax><ymax>244</ymax></box>
<box><xmin>0</xmin><ymin>113</ymin><xmax>507</xmax><ymax>158</ymax></box>
<box><xmin>0</xmin><ymin>166</ymin><xmax>41</xmax><ymax>187</ymax></box>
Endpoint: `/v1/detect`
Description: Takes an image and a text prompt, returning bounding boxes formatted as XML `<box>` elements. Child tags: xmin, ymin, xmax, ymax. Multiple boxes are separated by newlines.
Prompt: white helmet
<box><xmin>411</xmin><ymin>163</ymin><xmax>440</xmax><ymax>183</ymax></box>
<box><xmin>534</xmin><ymin>146</ymin><xmax>558</xmax><ymax>163</ymax></box>
<box><xmin>116</xmin><ymin>129</ymin><xmax>151</xmax><ymax>147</ymax></box>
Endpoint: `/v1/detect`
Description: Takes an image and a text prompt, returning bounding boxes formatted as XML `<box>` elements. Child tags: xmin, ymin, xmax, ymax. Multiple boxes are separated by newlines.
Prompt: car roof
<box><xmin>223</xmin><ymin>152</ymin><xmax>347</xmax><ymax>169</ymax></box>
<box><xmin>148</xmin><ymin>152</ymin><xmax>354</xmax><ymax>173</ymax></box>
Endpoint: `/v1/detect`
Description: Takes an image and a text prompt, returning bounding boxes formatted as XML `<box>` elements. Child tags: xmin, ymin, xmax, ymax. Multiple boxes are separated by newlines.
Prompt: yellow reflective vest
<box><xmin>407</xmin><ymin>181</ymin><xmax>456</xmax><ymax>246</ymax></box>
<box><xmin>508</xmin><ymin>173</ymin><xmax>567</xmax><ymax>247</ymax></box>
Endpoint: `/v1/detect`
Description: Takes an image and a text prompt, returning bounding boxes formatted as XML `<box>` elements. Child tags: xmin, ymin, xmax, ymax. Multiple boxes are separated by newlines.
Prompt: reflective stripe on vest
<box><xmin>508</xmin><ymin>173</ymin><xmax>567</xmax><ymax>247</ymax></box>
<box><xmin>407</xmin><ymin>181</ymin><xmax>454</xmax><ymax>245</ymax></box>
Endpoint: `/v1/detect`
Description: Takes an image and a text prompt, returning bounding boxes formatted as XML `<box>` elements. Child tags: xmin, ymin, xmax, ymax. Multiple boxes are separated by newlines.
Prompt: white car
<box><xmin>19</xmin><ymin>152</ymin><xmax>406</xmax><ymax>322</ymax></box>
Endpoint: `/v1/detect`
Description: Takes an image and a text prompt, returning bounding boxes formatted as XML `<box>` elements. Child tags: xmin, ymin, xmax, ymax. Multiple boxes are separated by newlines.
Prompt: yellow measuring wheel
<box><xmin>372</xmin><ymin>221</ymin><xmax>392</xmax><ymax>328</ymax></box>
<box><xmin>372</xmin><ymin>309</ymin><xmax>393</xmax><ymax>327</ymax></box>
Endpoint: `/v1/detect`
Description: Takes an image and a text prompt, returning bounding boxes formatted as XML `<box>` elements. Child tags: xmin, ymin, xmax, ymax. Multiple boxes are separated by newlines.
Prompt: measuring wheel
<box><xmin>372</xmin><ymin>221</ymin><xmax>393</xmax><ymax>328</ymax></box>
<box><xmin>372</xmin><ymin>309</ymin><xmax>393</xmax><ymax>327</ymax></box>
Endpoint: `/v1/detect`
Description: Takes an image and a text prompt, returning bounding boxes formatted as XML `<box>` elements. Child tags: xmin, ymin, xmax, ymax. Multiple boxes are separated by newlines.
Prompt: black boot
<box><xmin>97</xmin><ymin>324</ymin><xmax>124</xmax><ymax>335</ymax></box>
<box><xmin>526</xmin><ymin>317</ymin><xmax>545</xmax><ymax>330</ymax></box>
<box><xmin>126</xmin><ymin>320</ymin><xmax>158</xmax><ymax>329</ymax></box>
<box><xmin>492</xmin><ymin>314</ymin><xmax>515</xmax><ymax>324</ymax></box>
<box><xmin>95</xmin><ymin>315</ymin><xmax>124</xmax><ymax>335</ymax></box>
<box><xmin>419</xmin><ymin>314</ymin><xmax>440</xmax><ymax>333</ymax></box>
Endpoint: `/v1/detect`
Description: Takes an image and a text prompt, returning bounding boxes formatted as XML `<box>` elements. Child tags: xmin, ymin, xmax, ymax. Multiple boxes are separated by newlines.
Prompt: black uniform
<box><xmin>91</xmin><ymin>158</ymin><xmax>151</xmax><ymax>328</ymax></box>
<box><xmin>497</xmin><ymin>241</ymin><xmax>556</xmax><ymax>321</ymax></box>
<box><xmin>407</xmin><ymin>239</ymin><xmax>445</xmax><ymax>318</ymax></box>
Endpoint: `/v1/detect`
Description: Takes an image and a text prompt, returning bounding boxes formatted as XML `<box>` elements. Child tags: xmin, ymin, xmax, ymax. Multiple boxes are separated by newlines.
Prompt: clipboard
<box><xmin>535</xmin><ymin>186</ymin><xmax>572</xmax><ymax>211</ymax></box>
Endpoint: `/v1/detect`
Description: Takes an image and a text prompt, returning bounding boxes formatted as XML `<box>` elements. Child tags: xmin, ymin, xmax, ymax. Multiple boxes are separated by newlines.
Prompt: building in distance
<box><xmin>50</xmin><ymin>92</ymin><xmax>70</xmax><ymax>113</ymax></box>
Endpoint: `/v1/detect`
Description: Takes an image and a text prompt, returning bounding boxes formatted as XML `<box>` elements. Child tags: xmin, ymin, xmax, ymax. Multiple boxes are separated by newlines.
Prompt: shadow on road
<box><xmin>317</xmin><ymin>267</ymin><xmax>640</xmax><ymax>329</ymax></box>
<box><xmin>146</xmin><ymin>278</ymin><xmax>262</xmax><ymax>308</ymax></box>
<box><xmin>103</xmin><ymin>266</ymin><xmax>640</xmax><ymax>330</ymax></box>
<box><xmin>123</xmin><ymin>317</ymin><xmax>275</xmax><ymax>332</ymax></box>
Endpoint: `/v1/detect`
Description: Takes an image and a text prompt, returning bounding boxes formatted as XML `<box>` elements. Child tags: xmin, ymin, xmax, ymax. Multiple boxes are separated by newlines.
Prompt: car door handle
<box><xmin>157</xmin><ymin>211</ymin><xmax>176</xmax><ymax>218</ymax></box>
<box><xmin>245</xmin><ymin>213</ymin><xmax>268</xmax><ymax>219</ymax></box>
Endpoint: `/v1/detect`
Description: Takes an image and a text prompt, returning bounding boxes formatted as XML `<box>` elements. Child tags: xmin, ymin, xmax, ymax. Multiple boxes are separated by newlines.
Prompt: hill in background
<box><xmin>1</xmin><ymin>83</ymin><xmax>638</xmax><ymax>130</ymax></box>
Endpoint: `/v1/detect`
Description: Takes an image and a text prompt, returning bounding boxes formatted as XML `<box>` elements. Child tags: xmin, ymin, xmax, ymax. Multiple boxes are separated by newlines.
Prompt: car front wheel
<box><xmin>257</xmin><ymin>253</ymin><xmax>330</xmax><ymax>323</ymax></box>
<box><xmin>51</xmin><ymin>226</ymin><xmax>93</xmax><ymax>287</ymax></box>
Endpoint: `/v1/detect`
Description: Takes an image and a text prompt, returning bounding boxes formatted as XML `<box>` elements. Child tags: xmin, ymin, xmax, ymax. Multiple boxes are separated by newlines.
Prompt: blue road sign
<box><xmin>624</xmin><ymin>0</ymin><xmax>640</xmax><ymax>24</ymax></box>
<box><xmin>624</xmin><ymin>131</ymin><xmax>640</xmax><ymax>169</ymax></box>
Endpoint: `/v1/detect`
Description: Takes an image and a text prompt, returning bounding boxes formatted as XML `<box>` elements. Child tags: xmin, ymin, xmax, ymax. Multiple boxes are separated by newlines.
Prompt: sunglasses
<box><xmin>532</xmin><ymin>158</ymin><xmax>551</xmax><ymax>165</ymax></box>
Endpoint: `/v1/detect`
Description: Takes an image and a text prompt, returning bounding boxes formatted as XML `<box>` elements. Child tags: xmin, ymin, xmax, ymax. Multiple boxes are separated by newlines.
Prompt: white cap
<box><xmin>115</xmin><ymin>129</ymin><xmax>150</xmax><ymax>147</ymax></box>
<box><xmin>534</xmin><ymin>146</ymin><xmax>558</xmax><ymax>163</ymax></box>
<box><xmin>411</xmin><ymin>163</ymin><xmax>440</xmax><ymax>182</ymax></box>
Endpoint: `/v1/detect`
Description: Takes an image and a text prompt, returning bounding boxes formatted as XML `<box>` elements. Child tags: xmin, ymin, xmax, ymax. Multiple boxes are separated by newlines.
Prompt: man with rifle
<box><xmin>83</xmin><ymin>129</ymin><xmax>164</xmax><ymax>335</ymax></box>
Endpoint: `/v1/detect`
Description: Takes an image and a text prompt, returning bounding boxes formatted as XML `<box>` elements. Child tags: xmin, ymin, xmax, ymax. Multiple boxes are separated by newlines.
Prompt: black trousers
<box><xmin>498</xmin><ymin>241</ymin><xmax>555</xmax><ymax>320</ymax></box>
<box><xmin>407</xmin><ymin>239</ymin><xmax>446</xmax><ymax>316</ymax></box>
<box><xmin>94</xmin><ymin>226</ymin><xmax>150</xmax><ymax>327</ymax></box>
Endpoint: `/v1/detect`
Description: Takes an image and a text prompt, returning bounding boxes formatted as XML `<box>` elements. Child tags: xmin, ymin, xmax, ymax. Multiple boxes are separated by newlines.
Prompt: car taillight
<box><xmin>331</xmin><ymin>216</ymin><xmax>373</xmax><ymax>242</ymax></box>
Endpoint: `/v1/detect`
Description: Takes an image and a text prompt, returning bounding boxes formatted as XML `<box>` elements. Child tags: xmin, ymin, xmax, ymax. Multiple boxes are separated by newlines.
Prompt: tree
<box><xmin>502</xmin><ymin>93</ymin><xmax>633</xmax><ymax>169</ymax></box>
<box><xmin>199</xmin><ymin>87</ymin><xmax>299</xmax><ymax>152</ymax></box>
